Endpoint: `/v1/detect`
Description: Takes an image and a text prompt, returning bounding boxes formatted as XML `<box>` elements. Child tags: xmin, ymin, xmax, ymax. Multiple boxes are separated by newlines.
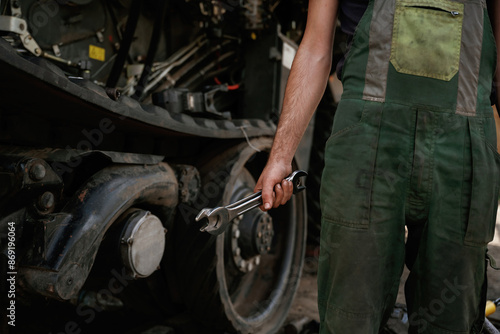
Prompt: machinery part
<box><xmin>0</xmin><ymin>12</ymin><xmax>42</xmax><ymax>56</ymax></box>
<box><xmin>237</xmin><ymin>209</ymin><xmax>273</xmax><ymax>257</ymax></box>
<box><xmin>18</xmin><ymin>163</ymin><xmax>178</xmax><ymax>300</ymax></box>
<box><xmin>143</xmin><ymin>36</ymin><xmax>209</xmax><ymax>94</ymax></box>
<box><xmin>228</xmin><ymin>170</ymin><xmax>273</xmax><ymax>274</ymax></box>
<box><xmin>0</xmin><ymin>15</ymin><xmax>28</xmax><ymax>35</ymax></box>
<box><xmin>105</xmin><ymin>87</ymin><xmax>121</xmax><ymax>101</ymax></box>
<box><xmin>153</xmin><ymin>85</ymin><xmax>233</xmax><ymax>119</ymax></box>
<box><xmin>118</xmin><ymin>208</ymin><xmax>167</xmax><ymax>279</ymax></box>
<box><xmin>170</xmin><ymin>138</ymin><xmax>307</xmax><ymax>333</ymax></box>
<box><xmin>174</xmin><ymin>164</ymin><xmax>201</xmax><ymax>205</ymax></box>
<box><xmin>484</xmin><ymin>318</ymin><xmax>500</xmax><ymax>334</ymax></box>
<box><xmin>0</xmin><ymin>39</ymin><xmax>276</xmax><ymax>140</ymax></box>
<box><xmin>131</xmin><ymin>0</ymin><xmax>169</xmax><ymax>100</ymax></box>
<box><xmin>242</xmin><ymin>0</ymin><xmax>266</xmax><ymax>30</ymax></box>
<box><xmin>197</xmin><ymin>169</ymin><xmax>307</xmax><ymax>235</ymax></box>
<box><xmin>106</xmin><ymin>0</ymin><xmax>143</xmax><ymax>88</ymax></box>
<box><xmin>20</xmin><ymin>157</ymin><xmax>63</xmax><ymax>187</ymax></box>
<box><xmin>36</xmin><ymin>191</ymin><xmax>55</xmax><ymax>213</ymax></box>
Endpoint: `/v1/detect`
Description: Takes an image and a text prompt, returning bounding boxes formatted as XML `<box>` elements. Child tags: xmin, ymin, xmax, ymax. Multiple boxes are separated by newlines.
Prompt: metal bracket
<box><xmin>0</xmin><ymin>15</ymin><xmax>42</xmax><ymax>56</ymax></box>
<box><xmin>185</xmin><ymin>85</ymin><xmax>231</xmax><ymax>119</ymax></box>
<box><xmin>204</xmin><ymin>85</ymin><xmax>229</xmax><ymax>115</ymax></box>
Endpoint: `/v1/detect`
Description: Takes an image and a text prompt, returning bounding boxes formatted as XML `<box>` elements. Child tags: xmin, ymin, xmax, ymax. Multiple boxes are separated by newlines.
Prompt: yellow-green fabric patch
<box><xmin>390</xmin><ymin>0</ymin><xmax>463</xmax><ymax>81</ymax></box>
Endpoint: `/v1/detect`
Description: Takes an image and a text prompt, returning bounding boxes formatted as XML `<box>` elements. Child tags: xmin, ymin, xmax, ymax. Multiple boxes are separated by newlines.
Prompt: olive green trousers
<box><xmin>318</xmin><ymin>0</ymin><xmax>499</xmax><ymax>333</ymax></box>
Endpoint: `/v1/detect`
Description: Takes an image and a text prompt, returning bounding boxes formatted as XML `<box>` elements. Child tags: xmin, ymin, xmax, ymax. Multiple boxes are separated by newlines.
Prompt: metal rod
<box><xmin>106</xmin><ymin>0</ymin><xmax>143</xmax><ymax>88</ymax></box>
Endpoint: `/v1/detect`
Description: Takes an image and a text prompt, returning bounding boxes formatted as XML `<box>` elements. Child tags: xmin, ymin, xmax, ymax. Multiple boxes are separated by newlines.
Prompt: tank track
<box><xmin>0</xmin><ymin>39</ymin><xmax>276</xmax><ymax>141</ymax></box>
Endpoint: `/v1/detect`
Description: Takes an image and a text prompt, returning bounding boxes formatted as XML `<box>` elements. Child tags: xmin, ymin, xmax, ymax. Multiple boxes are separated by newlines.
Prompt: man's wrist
<box><xmin>267</xmin><ymin>153</ymin><xmax>293</xmax><ymax>167</ymax></box>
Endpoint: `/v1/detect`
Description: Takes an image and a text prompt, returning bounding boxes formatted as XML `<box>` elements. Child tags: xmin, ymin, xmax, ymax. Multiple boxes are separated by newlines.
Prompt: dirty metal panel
<box><xmin>0</xmin><ymin>39</ymin><xmax>276</xmax><ymax>140</ymax></box>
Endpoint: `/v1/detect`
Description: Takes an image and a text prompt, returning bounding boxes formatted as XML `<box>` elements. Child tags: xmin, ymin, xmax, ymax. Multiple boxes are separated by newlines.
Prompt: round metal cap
<box><xmin>119</xmin><ymin>209</ymin><xmax>166</xmax><ymax>278</ymax></box>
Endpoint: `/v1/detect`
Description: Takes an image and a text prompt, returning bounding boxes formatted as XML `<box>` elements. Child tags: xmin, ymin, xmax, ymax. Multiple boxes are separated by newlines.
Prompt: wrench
<box><xmin>196</xmin><ymin>170</ymin><xmax>307</xmax><ymax>235</ymax></box>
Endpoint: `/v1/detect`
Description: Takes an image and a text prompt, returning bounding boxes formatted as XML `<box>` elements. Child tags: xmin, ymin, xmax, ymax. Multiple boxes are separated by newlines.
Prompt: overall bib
<box><xmin>318</xmin><ymin>0</ymin><xmax>500</xmax><ymax>333</ymax></box>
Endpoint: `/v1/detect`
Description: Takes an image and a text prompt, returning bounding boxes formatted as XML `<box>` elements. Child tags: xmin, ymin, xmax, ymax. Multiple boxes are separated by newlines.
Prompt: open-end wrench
<box><xmin>196</xmin><ymin>170</ymin><xmax>307</xmax><ymax>235</ymax></box>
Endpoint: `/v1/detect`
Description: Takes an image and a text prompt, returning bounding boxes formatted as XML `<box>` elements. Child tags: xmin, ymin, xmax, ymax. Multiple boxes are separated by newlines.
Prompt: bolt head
<box><xmin>30</xmin><ymin>163</ymin><xmax>46</xmax><ymax>181</ymax></box>
<box><xmin>233</xmin><ymin>229</ymin><xmax>240</xmax><ymax>239</ymax></box>
<box><xmin>38</xmin><ymin>192</ymin><xmax>55</xmax><ymax>210</ymax></box>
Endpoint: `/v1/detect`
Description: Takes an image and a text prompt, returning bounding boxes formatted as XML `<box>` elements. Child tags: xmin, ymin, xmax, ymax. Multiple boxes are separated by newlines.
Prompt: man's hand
<box><xmin>253</xmin><ymin>0</ymin><xmax>338</xmax><ymax>212</ymax></box>
<box><xmin>254</xmin><ymin>162</ymin><xmax>293</xmax><ymax>211</ymax></box>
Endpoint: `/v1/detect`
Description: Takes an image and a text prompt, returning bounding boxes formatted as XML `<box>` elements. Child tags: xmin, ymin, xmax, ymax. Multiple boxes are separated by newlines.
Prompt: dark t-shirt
<box><xmin>338</xmin><ymin>0</ymin><xmax>369</xmax><ymax>36</ymax></box>
<box><xmin>336</xmin><ymin>0</ymin><xmax>369</xmax><ymax>78</ymax></box>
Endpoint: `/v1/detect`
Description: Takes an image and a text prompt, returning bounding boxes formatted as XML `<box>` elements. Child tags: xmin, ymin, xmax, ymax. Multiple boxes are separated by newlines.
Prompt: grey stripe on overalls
<box><xmin>362</xmin><ymin>0</ymin><xmax>395</xmax><ymax>103</ymax></box>
<box><xmin>456</xmin><ymin>0</ymin><xmax>485</xmax><ymax>116</ymax></box>
<box><xmin>362</xmin><ymin>0</ymin><xmax>485</xmax><ymax>116</ymax></box>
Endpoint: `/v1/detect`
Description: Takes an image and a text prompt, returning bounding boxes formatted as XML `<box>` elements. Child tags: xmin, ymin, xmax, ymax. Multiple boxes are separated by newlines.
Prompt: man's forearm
<box><xmin>268</xmin><ymin>48</ymin><xmax>333</xmax><ymax>165</ymax></box>
<box><xmin>255</xmin><ymin>0</ymin><xmax>339</xmax><ymax>210</ymax></box>
<box><xmin>267</xmin><ymin>0</ymin><xmax>339</xmax><ymax>166</ymax></box>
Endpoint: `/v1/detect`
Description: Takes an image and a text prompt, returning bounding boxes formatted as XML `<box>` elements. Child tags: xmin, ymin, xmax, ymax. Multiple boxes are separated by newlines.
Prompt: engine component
<box><xmin>0</xmin><ymin>12</ymin><xmax>41</xmax><ymax>55</ymax></box>
<box><xmin>152</xmin><ymin>88</ymin><xmax>189</xmax><ymax>114</ymax></box>
<box><xmin>119</xmin><ymin>208</ymin><xmax>167</xmax><ymax>279</ymax></box>
<box><xmin>169</xmin><ymin>138</ymin><xmax>307</xmax><ymax>334</ymax></box>
<box><xmin>153</xmin><ymin>85</ymin><xmax>233</xmax><ymax>119</ymax></box>
<box><xmin>0</xmin><ymin>0</ymin><xmax>313</xmax><ymax>332</ymax></box>
<box><xmin>174</xmin><ymin>164</ymin><xmax>201</xmax><ymax>205</ymax></box>
<box><xmin>238</xmin><ymin>210</ymin><xmax>273</xmax><ymax>258</ymax></box>
<box><xmin>18</xmin><ymin>163</ymin><xmax>178</xmax><ymax>300</ymax></box>
<box><xmin>242</xmin><ymin>0</ymin><xmax>266</xmax><ymax>30</ymax></box>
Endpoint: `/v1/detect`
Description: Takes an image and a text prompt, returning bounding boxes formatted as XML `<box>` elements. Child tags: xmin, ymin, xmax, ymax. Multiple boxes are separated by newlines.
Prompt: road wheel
<box><xmin>170</xmin><ymin>138</ymin><xmax>307</xmax><ymax>333</ymax></box>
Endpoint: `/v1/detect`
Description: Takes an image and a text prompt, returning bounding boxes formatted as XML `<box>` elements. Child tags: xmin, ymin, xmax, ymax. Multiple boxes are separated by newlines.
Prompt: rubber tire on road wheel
<box><xmin>169</xmin><ymin>138</ymin><xmax>307</xmax><ymax>333</ymax></box>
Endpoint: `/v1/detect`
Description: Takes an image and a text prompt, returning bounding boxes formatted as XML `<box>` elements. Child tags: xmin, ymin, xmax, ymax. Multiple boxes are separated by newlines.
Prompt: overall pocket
<box><xmin>390</xmin><ymin>0</ymin><xmax>463</xmax><ymax>81</ymax></box>
<box><xmin>320</xmin><ymin>101</ymin><xmax>383</xmax><ymax>229</ymax></box>
<box><xmin>464</xmin><ymin>117</ymin><xmax>500</xmax><ymax>246</ymax></box>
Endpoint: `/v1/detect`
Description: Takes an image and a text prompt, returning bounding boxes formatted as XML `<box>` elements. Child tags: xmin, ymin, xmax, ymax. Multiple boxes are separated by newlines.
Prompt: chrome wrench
<box><xmin>196</xmin><ymin>170</ymin><xmax>307</xmax><ymax>235</ymax></box>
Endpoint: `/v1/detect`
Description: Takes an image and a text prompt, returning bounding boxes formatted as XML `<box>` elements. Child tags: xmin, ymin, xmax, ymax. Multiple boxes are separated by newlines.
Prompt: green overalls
<box><xmin>318</xmin><ymin>0</ymin><xmax>500</xmax><ymax>333</ymax></box>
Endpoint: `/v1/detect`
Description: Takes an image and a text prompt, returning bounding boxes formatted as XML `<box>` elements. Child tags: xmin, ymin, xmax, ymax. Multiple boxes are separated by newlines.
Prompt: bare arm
<box><xmin>254</xmin><ymin>0</ymin><xmax>339</xmax><ymax>210</ymax></box>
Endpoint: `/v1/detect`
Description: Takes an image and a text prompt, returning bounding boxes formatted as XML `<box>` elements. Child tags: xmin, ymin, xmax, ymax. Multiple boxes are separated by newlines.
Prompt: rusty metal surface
<box><xmin>0</xmin><ymin>39</ymin><xmax>276</xmax><ymax>140</ymax></box>
<box><xmin>0</xmin><ymin>145</ymin><xmax>165</xmax><ymax>165</ymax></box>
<box><xmin>18</xmin><ymin>162</ymin><xmax>179</xmax><ymax>300</ymax></box>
